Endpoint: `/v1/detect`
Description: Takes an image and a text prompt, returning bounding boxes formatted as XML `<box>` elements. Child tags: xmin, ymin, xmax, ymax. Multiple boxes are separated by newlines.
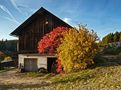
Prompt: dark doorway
<box><xmin>47</xmin><ymin>57</ymin><xmax>57</xmax><ymax>73</ymax></box>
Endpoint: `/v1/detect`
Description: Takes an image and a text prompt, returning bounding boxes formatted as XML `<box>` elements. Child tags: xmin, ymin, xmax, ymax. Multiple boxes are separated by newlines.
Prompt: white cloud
<box><xmin>63</xmin><ymin>17</ymin><xmax>79</xmax><ymax>28</ymax></box>
<box><xmin>0</xmin><ymin>15</ymin><xmax>19</xmax><ymax>24</ymax></box>
<box><xmin>63</xmin><ymin>17</ymin><xmax>71</xmax><ymax>24</ymax></box>
<box><xmin>0</xmin><ymin>4</ymin><xmax>19</xmax><ymax>24</ymax></box>
<box><xmin>17</xmin><ymin>5</ymin><xmax>36</xmax><ymax>16</ymax></box>
<box><xmin>10</xmin><ymin>0</ymin><xmax>22</xmax><ymax>13</ymax></box>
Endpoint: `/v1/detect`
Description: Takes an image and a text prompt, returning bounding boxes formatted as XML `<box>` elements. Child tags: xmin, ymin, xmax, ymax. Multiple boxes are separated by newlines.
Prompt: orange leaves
<box><xmin>38</xmin><ymin>27</ymin><xmax>68</xmax><ymax>55</ymax></box>
<box><xmin>37</xmin><ymin>27</ymin><xmax>69</xmax><ymax>73</ymax></box>
<box><xmin>38</xmin><ymin>26</ymin><xmax>98</xmax><ymax>73</ymax></box>
<box><xmin>56</xmin><ymin>59</ymin><xmax>63</xmax><ymax>73</ymax></box>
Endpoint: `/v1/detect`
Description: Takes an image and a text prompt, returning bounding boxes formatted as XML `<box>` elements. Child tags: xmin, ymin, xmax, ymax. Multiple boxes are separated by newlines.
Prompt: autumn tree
<box><xmin>57</xmin><ymin>26</ymin><xmax>98</xmax><ymax>73</ymax></box>
<box><xmin>101</xmin><ymin>31</ymin><xmax>121</xmax><ymax>45</ymax></box>
<box><xmin>113</xmin><ymin>32</ymin><xmax>119</xmax><ymax>42</ymax></box>
<box><xmin>101</xmin><ymin>33</ymin><xmax>114</xmax><ymax>45</ymax></box>
<box><xmin>38</xmin><ymin>27</ymin><xmax>69</xmax><ymax>54</ymax></box>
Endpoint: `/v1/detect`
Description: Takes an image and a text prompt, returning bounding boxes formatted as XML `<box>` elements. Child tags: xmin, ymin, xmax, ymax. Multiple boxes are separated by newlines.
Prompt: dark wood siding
<box><xmin>18</xmin><ymin>11</ymin><xmax>71</xmax><ymax>54</ymax></box>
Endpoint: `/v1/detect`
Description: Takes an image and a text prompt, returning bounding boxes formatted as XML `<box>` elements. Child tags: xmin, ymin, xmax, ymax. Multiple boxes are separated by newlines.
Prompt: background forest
<box><xmin>0</xmin><ymin>39</ymin><xmax>17</xmax><ymax>61</ymax></box>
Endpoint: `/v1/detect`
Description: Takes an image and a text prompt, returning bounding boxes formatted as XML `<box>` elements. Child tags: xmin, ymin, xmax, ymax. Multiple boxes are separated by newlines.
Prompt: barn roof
<box><xmin>10</xmin><ymin>7</ymin><xmax>72</xmax><ymax>36</ymax></box>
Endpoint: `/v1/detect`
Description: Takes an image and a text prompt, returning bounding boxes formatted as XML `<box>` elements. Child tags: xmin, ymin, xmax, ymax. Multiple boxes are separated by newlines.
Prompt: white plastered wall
<box><xmin>18</xmin><ymin>54</ymin><xmax>56</xmax><ymax>70</ymax></box>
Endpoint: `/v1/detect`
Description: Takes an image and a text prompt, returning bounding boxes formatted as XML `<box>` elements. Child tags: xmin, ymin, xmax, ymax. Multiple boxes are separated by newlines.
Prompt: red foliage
<box><xmin>56</xmin><ymin>59</ymin><xmax>63</xmax><ymax>73</ymax></box>
<box><xmin>38</xmin><ymin>27</ymin><xmax>68</xmax><ymax>54</ymax></box>
<box><xmin>38</xmin><ymin>27</ymin><xmax>69</xmax><ymax>73</ymax></box>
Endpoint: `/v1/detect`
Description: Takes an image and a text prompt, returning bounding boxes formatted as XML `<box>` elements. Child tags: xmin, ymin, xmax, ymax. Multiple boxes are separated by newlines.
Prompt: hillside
<box><xmin>41</xmin><ymin>55</ymin><xmax>121</xmax><ymax>90</ymax></box>
<box><xmin>0</xmin><ymin>54</ymin><xmax>121</xmax><ymax>90</ymax></box>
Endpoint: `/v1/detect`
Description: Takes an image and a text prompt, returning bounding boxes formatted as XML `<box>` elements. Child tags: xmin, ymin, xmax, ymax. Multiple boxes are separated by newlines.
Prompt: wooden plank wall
<box><xmin>19</xmin><ymin>13</ymin><xmax>71</xmax><ymax>53</ymax></box>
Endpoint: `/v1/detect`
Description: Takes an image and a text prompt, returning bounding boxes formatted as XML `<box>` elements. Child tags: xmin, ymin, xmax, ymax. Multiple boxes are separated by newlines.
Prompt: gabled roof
<box><xmin>10</xmin><ymin>7</ymin><xmax>72</xmax><ymax>36</ymax></box>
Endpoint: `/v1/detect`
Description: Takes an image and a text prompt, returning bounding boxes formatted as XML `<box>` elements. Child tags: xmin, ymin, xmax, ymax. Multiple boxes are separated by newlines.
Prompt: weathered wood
<box><xmin>11</xmin><ymin>7</ymin><xmax>72</xmax><ymax>54</ymax></box>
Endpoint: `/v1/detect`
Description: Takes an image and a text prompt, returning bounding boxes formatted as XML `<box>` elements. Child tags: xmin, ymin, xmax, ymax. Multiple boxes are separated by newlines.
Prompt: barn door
<box><xmin>24</xmin><ymin>58</ymin><xmax>38</xmax><ymax>72</ymax></box>
<box><xmin>47</xmin><ymin>57</ymin><xmax>57</xmax><ymax>73</ymax></box>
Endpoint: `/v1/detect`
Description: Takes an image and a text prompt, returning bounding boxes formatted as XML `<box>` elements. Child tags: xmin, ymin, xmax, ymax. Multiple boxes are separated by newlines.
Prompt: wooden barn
<box><xmin>10</xmin><ymin>7</ymin><xmax>72</xmax><ymax>72</ymax></box>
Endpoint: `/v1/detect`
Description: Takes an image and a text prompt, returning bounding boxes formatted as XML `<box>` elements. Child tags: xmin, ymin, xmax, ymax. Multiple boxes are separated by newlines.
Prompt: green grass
<box><xmin>0</xmin><ymin>68</ymin><xmax>15</xmax><ymax>73</ymax></box>
<box><xmin>45</xmin><ymin>66</ymin><xmax>121</xmax><ymax>90</ymax></box>
<box><xmin>25</xmin><ymin>72</ymin><xmax>45</xmax><ymax>77</ymax></box>
<box><xmin>103</xmin><ymin>46</ymin><xmax>121</xmax><ymax>55</ymax></box>
<box><xmin>24</xmin><ymin>72</ymin><xmax>56</xmax><ymax>80</ymax></box>
<box><xmin>39</xmin><ymin>55</ymin><xmax>121</xmax><ymax>90</ymax></box>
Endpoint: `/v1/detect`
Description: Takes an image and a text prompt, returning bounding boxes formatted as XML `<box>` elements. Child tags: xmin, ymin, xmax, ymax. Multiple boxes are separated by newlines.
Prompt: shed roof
<box><xmin>1</xmin><ymin>60</ymin><xmax>13</xmax><ymax>63</ymax></box>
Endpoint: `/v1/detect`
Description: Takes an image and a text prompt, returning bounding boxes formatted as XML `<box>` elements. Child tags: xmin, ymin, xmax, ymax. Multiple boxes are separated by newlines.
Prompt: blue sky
<box><xmin>0</xmin><ymin>0</ymin><xmax>121</xmax><ymax>40</ymax></box>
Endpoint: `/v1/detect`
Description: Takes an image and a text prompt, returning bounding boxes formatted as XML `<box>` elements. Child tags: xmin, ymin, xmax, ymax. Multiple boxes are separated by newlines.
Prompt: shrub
<box><xmin>38</xmin><ymin>27</ymin><xmax>69</xmax><ymax>55</ymax></box>
<box><xmin>38</xmin><ymin>27</ymin><xmax>70</xmax><ymax>73</ymax></box>
<box><xmin>0</xmin><ymin>52</ymin><xmax>6</xmax><ymax>61</ymax></box>
<box><xmin>56</xmin><ymin>59</ymin><xmax>63</xmax><ymax>73</ymax></box>
<box><xmin>57</xmin><ymin>26</ymin><xmax>98</xmax><ymax>73</ymax></box>
<box><xmin>4</xmin><ymin>56</ymin><xmax>12</xmax><ymax>60</ymax></box>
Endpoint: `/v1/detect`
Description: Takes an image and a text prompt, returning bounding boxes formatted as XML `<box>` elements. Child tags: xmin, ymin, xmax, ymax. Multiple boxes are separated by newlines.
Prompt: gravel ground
<box><xmin>0</xmin><ymin>69</ymin><xmax>50</xmax><ymax>90</ymax></box>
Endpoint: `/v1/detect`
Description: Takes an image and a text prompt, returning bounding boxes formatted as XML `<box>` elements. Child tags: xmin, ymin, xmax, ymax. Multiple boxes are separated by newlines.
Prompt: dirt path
<box><xmin>0</xmin><ymin>69</ymin><xmax>50</xmax><ymax>90</ymax></box>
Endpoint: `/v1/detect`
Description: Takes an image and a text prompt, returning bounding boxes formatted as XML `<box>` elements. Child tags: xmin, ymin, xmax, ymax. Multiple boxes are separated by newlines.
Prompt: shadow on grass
<box><xmin>0</xmin><ymin>82</ymin><xmax>51</xmax><ymax>89</ymax></box>
<box><xmin>93</xmin><ymin>54</ymin><xmax>121</xmax><ymax>68</ymax></box>
<box><xmin>0</xmin><ymin>73</ymin><xmax>93</xmax><ymax>89</ymax></box>
<box><xmin>0</xmin><ymin>68</ymin><xmax>16</xmax><ymax>73</ymax></box>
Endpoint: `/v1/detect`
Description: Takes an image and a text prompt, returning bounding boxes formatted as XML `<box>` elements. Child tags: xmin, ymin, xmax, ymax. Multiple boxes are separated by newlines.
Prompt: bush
<box><xmin>57</xmin><ymin>26</ymin><xmax>98</xmax><ymax>73</ymax></box>
<box><xmin>4</xmin><ymin>56</ymin><xmax>12</xmax><ymax>60</ymax></box>
<box><xmin>38</xmin><ymin>27</ymin><xmax>68</xmax><ymax>54</ymax></box>
<box><xmin>0</xmin><ymin>52</ymin><xmax>6</xmax><ymax>61</ymax></box>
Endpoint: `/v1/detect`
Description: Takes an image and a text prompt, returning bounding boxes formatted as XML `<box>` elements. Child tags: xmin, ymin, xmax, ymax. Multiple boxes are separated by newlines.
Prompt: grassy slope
<box><xmin>40</xmin><ymin>55</ymin><xmax>121</xmax><ymax>90</ymax></box>
<box><xmin>1</xmin><ymin>55</ymin><xmax>121</xmax><ymax>90</ymax></box>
